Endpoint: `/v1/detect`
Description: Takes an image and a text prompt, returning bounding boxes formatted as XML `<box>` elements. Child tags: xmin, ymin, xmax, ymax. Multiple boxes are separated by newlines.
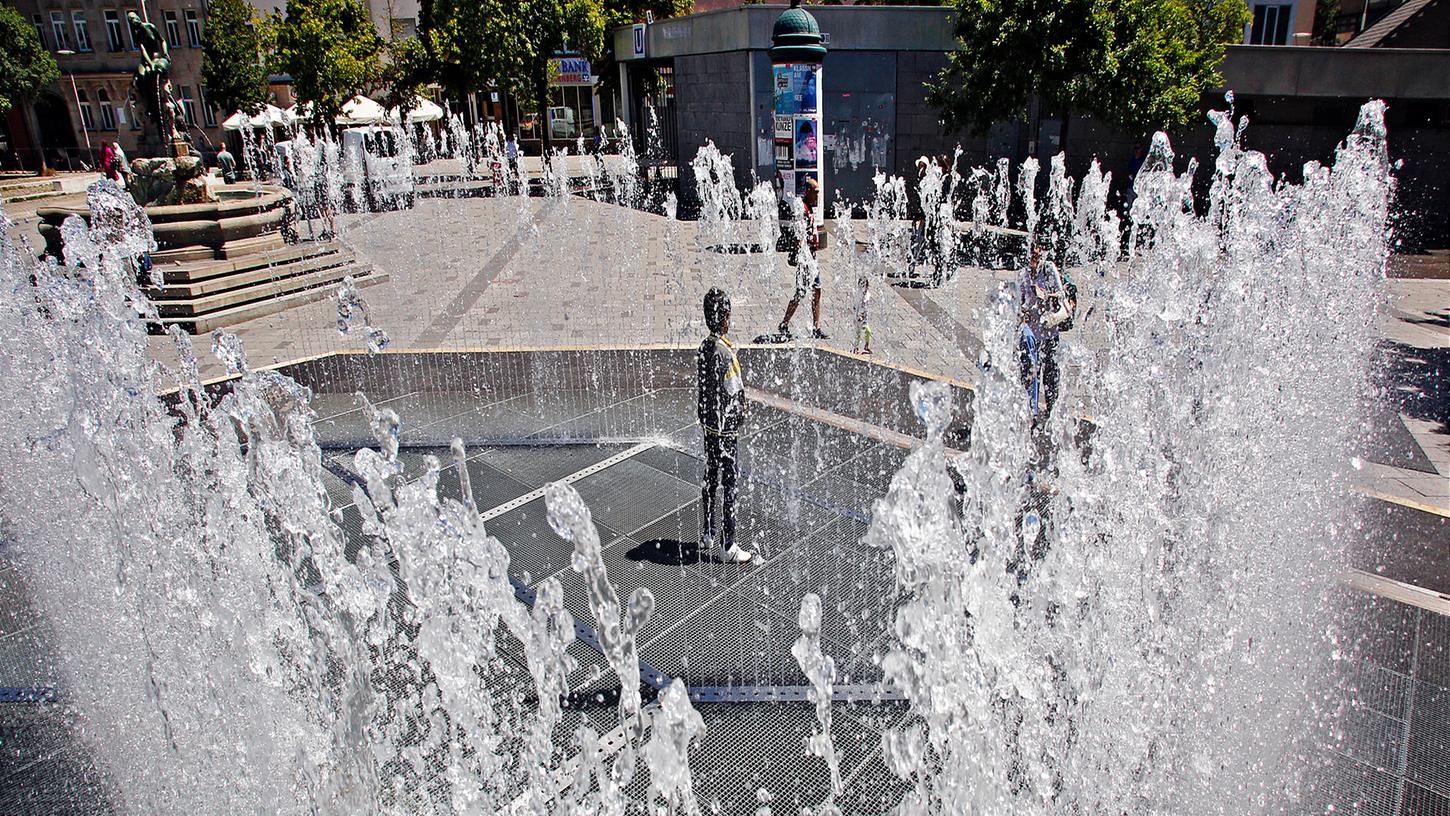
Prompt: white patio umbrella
<box><xmin>282</xmin><ymin>101</ymin><xmax>314</xmax><ymax>127</ymax></box>
<box><xmin>386</xmin><ymin>98</ymin><xmax>444</xmax><ymax>124</ymax></box>
<box><xmin>221</xmin><ymin>104</ymin><xmax>285</xmax><ymax>131</ymax></box>
<box><xmin>335</xmin><ymin>95</ymin><xmax>387</xmax><ymax>126</ymax></box>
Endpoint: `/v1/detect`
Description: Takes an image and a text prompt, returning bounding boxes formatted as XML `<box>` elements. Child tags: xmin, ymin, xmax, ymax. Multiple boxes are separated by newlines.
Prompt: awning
<box><xmin>220</xmin><ymin>104</ymin><xmax>285</xmax><ymax>130</ymax></box>
<box><xmin>387</xmin><ymin>98</ymin><xmax>445</xmax><ymax>124</ymax></box>
<box><xmin>336</xmin><ymin>95</ymin><xmax>387</xmax><ymax>126</ymax></box>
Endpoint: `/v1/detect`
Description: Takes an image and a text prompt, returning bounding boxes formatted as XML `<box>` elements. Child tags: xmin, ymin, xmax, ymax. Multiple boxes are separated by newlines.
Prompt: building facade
<box><xmin>5</xmin><ymin>0</ymin><xmax>227</xmax><ymax>169</ymax></box>
<box><xmin>614</xmin><ymin>4</ymin><xmax>1450</xmax><ymax>247</ymax></box>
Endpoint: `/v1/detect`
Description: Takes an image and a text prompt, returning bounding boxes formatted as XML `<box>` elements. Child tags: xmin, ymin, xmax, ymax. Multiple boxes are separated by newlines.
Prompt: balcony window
<box><xmin>164</xmin><ymin>10</ymin><xmax>180</xmax><ymax>47</ymax></box>
<box><xmin>105</xmin><ymin>10</ymin><xmax>123</xmax><ymax>51</ymax></box>
<box><xmin>72</xmin><ymin>11</ymin><xmax>92</xmax><ymax>52</ymax></box>
<box><xmin>185</xmin><ymin>9</ymin><xmax>201</xmax><ymax>47</ymax></box>
<box><xmin>179</xmin><ymin>85</ymin><xmax>197</xmax><ymax>127</ymax></box>
<box><xmin>1249</xmin><ymin>3</ymin><xmax>1294</xmax><ymax>45</ymax></box>
<box><xmin>51</xmin><ymin>12</ymin><xmax>68</xmax><ymax>51</ymax></box>
<box><xmin>77</xmin><ymin>91</ymin><xmax>96</xmax><ymax>132</ymax></box>
<box><xmin>200</xmin><ymin>86</ymin><xmax>217</xmax><ymax>126</ymax></box>
<box><xmin>98</xmin><ymin>88</ymin><xmax>117</xmax><ymax>130</ymax></box>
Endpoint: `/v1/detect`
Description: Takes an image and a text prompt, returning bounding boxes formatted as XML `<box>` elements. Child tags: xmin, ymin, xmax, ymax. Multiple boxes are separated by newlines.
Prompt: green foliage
<box><xmin>272</xmin><ymin>0</ymin><xmax>384</xmax><ymax>124</ymax></box>
<box><xmin>0</xmin><ymin>5</ymin><xmax>60</xmax><ymax>115</ymax></box>
<box><xmin>379</xmin><ymin>35</ymin><xmax>431</xmax><ymax>111</ymax></box>
<box><xmin>201</xmin><ymin>0</ymin><xmax>271</xmax><ymax>116</ymax></box>
<box><xmin>929</xmin><ymin>0</ymin><xmax>1249</xmax><ymax>135</ymax></box>
<box><xmin>1312</xmin><ymin>0</ymin><xmax>1341</xmax><ymax>45</ymax></box>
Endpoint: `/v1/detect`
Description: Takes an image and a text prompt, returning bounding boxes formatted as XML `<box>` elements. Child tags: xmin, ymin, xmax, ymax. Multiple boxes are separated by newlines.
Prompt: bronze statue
<box><xmin>127</xmin><ymin>11</ymin><xmax>184</xmax><ymax>153</ymax></box>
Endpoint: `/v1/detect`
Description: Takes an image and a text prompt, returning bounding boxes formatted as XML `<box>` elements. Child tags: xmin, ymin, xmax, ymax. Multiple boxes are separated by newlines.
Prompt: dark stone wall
<box><xmin>674</xmin><ymin>51</ymin><xmax>755</xmax><ymax>216</ymax></box>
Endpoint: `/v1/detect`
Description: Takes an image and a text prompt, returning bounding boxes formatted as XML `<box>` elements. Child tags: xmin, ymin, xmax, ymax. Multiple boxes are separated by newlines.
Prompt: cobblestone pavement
<box><xmin>119</xmin><ymin>191</ymin><xmax>1446</xmax><ymax>515</ymax></box>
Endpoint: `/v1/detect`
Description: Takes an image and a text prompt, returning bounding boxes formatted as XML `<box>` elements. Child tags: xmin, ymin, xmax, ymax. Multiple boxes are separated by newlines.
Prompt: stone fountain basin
<box><xmin>37</xmin><ymin>186</ymin><xmax>293</xmax><ymax>262</ymax></box>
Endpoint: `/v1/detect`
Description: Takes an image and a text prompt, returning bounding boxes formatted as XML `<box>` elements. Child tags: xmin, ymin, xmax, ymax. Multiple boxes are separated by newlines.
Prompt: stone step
<box><xmin>159</xmin><ymin>242</ymin><xmax>344</xmax><ymax>283</ymax></box>
<box><xmin>0</xmin><ymin>178</ymin><xmax>60</xmax><ymax>195</ymax></box>
<box><xmin>3</xmin><ymin>190</ymin><xmax>70</xmax><ymax>204</ymax></box>
<box><xmin>148</xmin><ymin>250</ymin><xmax>358</xmax><ymax>299</ymax></box>
<box><xmin>155</xmin><ymin>262</ymin><xmax>373</xmax><ymax>317</ymax></box>
<box><xmin>156</xmin><ymin>269</ymin><xmax>390</xmax><ymax>334</ymax></box>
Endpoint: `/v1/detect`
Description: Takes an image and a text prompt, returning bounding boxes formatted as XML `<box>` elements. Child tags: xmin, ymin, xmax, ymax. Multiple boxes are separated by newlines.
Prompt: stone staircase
<box><xmin>148</xmin><ymin>241</ymin><xmax>389</xmax><ymax>334</ymax></box>
<box><xmin>0</xmin><ymin>176</ymin><xmax>64</xmax><ymax>204</ymax></box>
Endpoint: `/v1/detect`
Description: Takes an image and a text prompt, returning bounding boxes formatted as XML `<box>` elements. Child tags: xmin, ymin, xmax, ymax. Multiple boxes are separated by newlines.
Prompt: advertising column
<box><xmin>772</xmin><ymin>63</ymin><xmax>820</xmax><ymax>202</ymax></box>
<box><xmin>768</xmin><ymin>0</ymin><xmax>827</xmax><ymax>218</ymax></box>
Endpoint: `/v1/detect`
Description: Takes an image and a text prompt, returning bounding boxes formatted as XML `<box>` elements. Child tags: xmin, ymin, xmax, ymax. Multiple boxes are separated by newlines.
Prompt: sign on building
<box><xmin>551</xmin><ymin>57</ymin><xmax>593</xmax><ymax>85</ymax></box>
<box><xmin>632</xmin><ymin>24</ymin><xmax>647</xmax><ymax>58</ymax></box>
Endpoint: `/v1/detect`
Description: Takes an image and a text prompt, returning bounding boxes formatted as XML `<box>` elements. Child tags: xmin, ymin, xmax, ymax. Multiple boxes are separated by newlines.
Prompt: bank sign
<box><xmin>551</xmin><ymin>58</ymin><xmax>593</xmax><ymax>85</ymax></box>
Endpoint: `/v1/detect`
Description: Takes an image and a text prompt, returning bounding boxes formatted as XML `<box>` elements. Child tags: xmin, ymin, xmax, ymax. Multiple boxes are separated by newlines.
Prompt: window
<box><xmin>179</xmin><ymin>85</ymin><xmax>196</xmax><ymax>126</ymax></box>
<box><xmin>164</xmin><ymin>10</ymin><xmax>180</xmax><ymax>47</ymax></box>
<box><xmin>185</xmin><ymin>9</ymin><xmax>201</xmax><ymax>47</ymax></box>
<box><xmin>72</xmin><ymin>11</ymin><xmax>92</xmax><ymax>51</ymax></box>
<box><xmin>32</xmin><ymin>14</ymin><xmax>47</xmax><ymax>48</ymax></box>
<box><xmin>105</xmin><ymin>10</ymin><xmax>123</xmax><ymax>51</ymax></box>
<box><xmin>50</xmin><ymin>11</ymin><xmax>68</xmax><ymax>51</ymax></box>
<box><xmin>77</xmin><ymin>91</ymin><xmax>95</xmax><ymax>132</ymax></box>
<box><xmin>200</xmin><ymin>86</ymin><xmax>217</xmax><ymax>126</ymax></box>
<box><xmin>1249</xmin><ymin>3</ymin><xmax>1294</xmax><ymax>45</ymax></box>
<box><xmin>125</xmin><ymin>9</ymin><xmax>138</xmax><ymax>49</ymax></box>
<box><xmin>97</xmin><ymin>88</ymin><xmax>116</xmax><ymax>129</ymax></box>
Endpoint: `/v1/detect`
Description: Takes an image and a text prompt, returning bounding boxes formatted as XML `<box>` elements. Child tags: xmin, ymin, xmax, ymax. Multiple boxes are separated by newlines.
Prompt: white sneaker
<box><xmin>714</xmin><ymin>543</ymin><xmax>755</xmax><ymax>563</ymax></box>
<box><xmin>699</xmin><ymin>532</ymin><xmax>714</xmax><ymax>552</ymax></box>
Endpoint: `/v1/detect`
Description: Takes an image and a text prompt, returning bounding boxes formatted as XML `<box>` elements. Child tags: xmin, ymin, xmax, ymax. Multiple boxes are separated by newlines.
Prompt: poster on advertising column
<box><xmin>772</xmin><ymin>62</ymin><xmax>821</xmax><ymax>218</ymax></box>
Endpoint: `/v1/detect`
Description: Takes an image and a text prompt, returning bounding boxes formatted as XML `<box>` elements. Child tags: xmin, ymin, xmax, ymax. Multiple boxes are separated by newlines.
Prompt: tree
<box><xmin>201</xmin><ymin>0</ymin><xmax>271</xmax><ymax>116</ymax></box>
<box><xmin>929</xmin><ymin>0</ymin><xmax>1249</xmax><ymax>136</ymax></box>
<box><xmin>0</xmin><ymin>5</ymin><xmax>58</xmax><ymax>117</ymax></box>
<box><xmin>272</xmin><ymin>0</ymin><xmax>384</xmax><ymax>126</ymax></box>
<box><xmin>378</xmin><ymin>35</ymin><xmax>431</xmax><ymax>113</ymax></box>
<box><xmin>0</xmin><ymin>5</ymin><xmax>60</xmax><ymax>172</ymax></box>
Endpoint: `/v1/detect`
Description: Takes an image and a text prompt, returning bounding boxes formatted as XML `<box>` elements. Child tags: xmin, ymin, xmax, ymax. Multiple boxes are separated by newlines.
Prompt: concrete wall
<box><xmin>674</xmin><ymin>51</ymin><xmax>754</xmax><ymax>211</ymax></box>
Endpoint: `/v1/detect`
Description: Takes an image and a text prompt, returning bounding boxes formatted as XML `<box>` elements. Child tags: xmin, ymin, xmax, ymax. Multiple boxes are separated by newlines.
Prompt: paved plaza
<box><xmin>110</xmin><ymin>188</ymin><xmax>1447</xmax><ymax>518</ymax></box>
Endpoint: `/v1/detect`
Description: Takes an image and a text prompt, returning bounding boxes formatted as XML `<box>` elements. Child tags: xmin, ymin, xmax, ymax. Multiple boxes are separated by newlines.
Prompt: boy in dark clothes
<box><xmin>697</xmin><ymin>288</ymin><xmax>755</xmax><ymax>563</ymax></box>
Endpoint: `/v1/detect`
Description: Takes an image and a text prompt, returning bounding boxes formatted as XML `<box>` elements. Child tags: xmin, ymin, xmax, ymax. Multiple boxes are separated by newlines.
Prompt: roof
<box><xmin>1346</xmin><ymin>0</ymin><xmax>1439</xmax><ymax>47</ymax></box>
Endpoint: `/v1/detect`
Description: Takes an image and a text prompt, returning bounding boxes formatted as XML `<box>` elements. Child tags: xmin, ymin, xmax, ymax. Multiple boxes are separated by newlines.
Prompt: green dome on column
<box><xmin>770</xmin><ymin>0</ymin><xmax>826</xmax><ymax>64</ymax></box>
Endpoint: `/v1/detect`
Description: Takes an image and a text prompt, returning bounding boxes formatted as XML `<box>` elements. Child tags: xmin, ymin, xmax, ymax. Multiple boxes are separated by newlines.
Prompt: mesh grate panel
<box><xmin>555</xmin><ymin>538</ymin><xmax>723</xmax><ymax>662</ymax></box>
<box><xmin>477</xmin><ymin>444</ymin><xmax>629</xmax><ymax>489</ymax></box>
<box><xmin>1410</xmin><ymin>679</ymin><xmax>1450</xmax><ymax>798</ymax></box>
<box><xmin>635</xmin><ymin>445</ymin><xmax>706</xmax><ymax>485</ymax></box>
<box><xmin>486</xmin><ymin>498</ymin><xmax>620</xmax><ymax>585</ymax></box>
<box><xmin>1402</xmin><ymin>782</ymin><xmax>1450</xmax><ymax>814</ymax></box>
<box><xmin>675</xmin><ymin>702</ymin><xmax>881</xmax><ymax>815</ymax></box>
<box><xmin>434</xmin><ymin>458</ymin><xmax>536</xmax><ymax>515</ymax></box>
<box><xmin>0</xmin><ymin>705</ymin><xmax>116</xmax><ymax>815</ymax></box>
<box><xmin>834</xmin><ymin>441</ymin><xmax>910</xmax><ymax>495</ymax></box>
<box><xmin>639</xmin><ymin>589</ymin><xmax>809</xmax><ymax>689</ymax></box>
<box><xmin>569</xmin><ymin>459</ymin><xmax>699</xmax><ymax>536</ymax></box>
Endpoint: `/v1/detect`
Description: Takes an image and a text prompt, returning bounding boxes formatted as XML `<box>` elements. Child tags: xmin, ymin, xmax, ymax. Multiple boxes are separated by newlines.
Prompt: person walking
<box><xmin>777</xmin><ymin>177</ymin><xmax>827</xmax><ymax>340</ymax></box>
<box><xmin>1019</xmin><ymin>243</ymin><xmax>1074</xmax><ymax>420</ymax></box>
<box><xmin>698</xmin><ymin>288</ymin><xmax>755</xmax><ymax>563</ymax></box>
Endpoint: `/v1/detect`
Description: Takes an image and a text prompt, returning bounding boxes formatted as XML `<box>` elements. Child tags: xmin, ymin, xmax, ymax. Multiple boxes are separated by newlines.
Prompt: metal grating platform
<box><xmin>4</xmin><ymin>344</ymin><xmax>1447</xmax><ymax>813</ymax></box>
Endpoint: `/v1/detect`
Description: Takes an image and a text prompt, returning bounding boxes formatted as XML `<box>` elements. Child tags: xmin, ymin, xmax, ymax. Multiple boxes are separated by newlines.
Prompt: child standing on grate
<box><xmin>697</xmin><ymin>288</ymin><xmax>756</xmax><ymax>563</ymax></box>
